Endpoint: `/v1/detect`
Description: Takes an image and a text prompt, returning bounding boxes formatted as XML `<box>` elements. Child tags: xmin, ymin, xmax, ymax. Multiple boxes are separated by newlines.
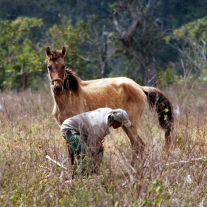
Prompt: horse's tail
<box><xmin>142</xmin><ymin>86</ymin><xmax>173</xmax><ymax>148</ymax></box>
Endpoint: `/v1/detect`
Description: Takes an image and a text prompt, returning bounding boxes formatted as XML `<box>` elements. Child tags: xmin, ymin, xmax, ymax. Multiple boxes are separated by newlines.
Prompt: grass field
<box><xmin>0</xmin><ymin>80</ymin><xmax>207</xmax><ymax>206</ymax></box>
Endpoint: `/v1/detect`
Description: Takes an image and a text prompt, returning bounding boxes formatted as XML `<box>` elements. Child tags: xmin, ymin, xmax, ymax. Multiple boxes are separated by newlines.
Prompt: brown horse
<box><xmin>45</xmin><ymin>47</ymin><xmax>173</xmax><ymax>165</ymax></box>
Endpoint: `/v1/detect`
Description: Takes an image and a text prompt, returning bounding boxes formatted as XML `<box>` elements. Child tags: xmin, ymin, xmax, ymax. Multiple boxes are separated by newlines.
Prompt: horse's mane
<box><xmin>65</xmin><ymin>69</ymin><xmax>80</xmax><ymax>94</ymax></box>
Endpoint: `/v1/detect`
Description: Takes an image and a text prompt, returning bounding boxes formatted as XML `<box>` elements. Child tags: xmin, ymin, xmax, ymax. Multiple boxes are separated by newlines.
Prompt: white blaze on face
<box><xmin>55</xmin><ymin>62</ymin><xmax>59</xmax><ymax>70</ymax></box>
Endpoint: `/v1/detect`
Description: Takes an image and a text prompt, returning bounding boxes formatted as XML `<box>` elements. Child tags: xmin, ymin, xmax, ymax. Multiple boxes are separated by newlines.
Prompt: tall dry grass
<box><xmin>0</xmin><ymin>80</ymin><xmax>207</xmax><ymax>206</ymax></box>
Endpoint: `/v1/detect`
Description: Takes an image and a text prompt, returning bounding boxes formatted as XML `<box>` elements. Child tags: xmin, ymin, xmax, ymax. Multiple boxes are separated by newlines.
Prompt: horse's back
<box><xmin>82</xmin><ymin>77</ymin><xmax>147</xmax><ymax>121</ymax></box>
<box><xmin>83</xmin><ymin>77</ymin><xmax>139</xmax><ymax>87</ymax></box>
<box><xmin>82</xmin><ymin>77</ymin><xmax>144</xmax><ymax>94</ymax></box>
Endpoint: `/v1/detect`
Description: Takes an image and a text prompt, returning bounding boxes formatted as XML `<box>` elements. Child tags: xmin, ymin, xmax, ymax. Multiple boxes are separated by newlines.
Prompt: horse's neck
<box><xmin>52</xmin><ymin>90</ymin><xmax>85</xmax><ymax>122</ymax></box>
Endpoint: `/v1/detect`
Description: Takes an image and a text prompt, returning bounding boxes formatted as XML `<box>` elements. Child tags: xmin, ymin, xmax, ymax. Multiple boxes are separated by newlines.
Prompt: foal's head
<box><xmin>46</xmin><ymin>47</ymin><xmax>66</xmax><ymax>95</ymax></box>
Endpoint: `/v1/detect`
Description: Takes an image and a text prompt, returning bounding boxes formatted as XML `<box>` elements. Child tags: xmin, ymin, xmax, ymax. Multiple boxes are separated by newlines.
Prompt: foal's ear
<box><xmin>46</xmin><ymin>47</ymin><xmax>51</xmax><ymax>57</ymax></box>
<box><xmin>62</xmin><ymin>47</ymin><xmax>66</xmax><ymax>57</ymax></box>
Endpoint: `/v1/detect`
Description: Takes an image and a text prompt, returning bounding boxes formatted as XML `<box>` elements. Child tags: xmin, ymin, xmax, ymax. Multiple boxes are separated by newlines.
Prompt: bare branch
<box><xmin>77</xmin><ymin>54</ymin><xmax>93</xmax><ymax>62</ymax></box>
<box><xmin>147</xmin><ymin>0</ymin><xmax>162</xmax><ymax>17</ymax></box>
<box><xmin>103</xmin><ymin>32</ymin><xmax>125</xmax><ymax>47</ymax></box>
<box><xmin>127</xmin><ymin>0</ymin><xmax>138</xmax><ymax>20</ymax></box>
<box><xmin>177</xmin><ymin>45</ymin><xmax>203</xmax><ymax>71</ymax></box>
<box><xmin>46</xmin><ymin>155</ymin><xmax>67</xmax><ymax>170</ymax></box>
<box><xmin>122</xmin><ymin>1</ymin><xmax>144</xmax><ymax>39</ymax></box>
<box><xmin>166</xmin><ymin>157</ymin><xmax>206</xmax><ymax>166</ymax></box>
<box><xmin>168</xmin><ymin>42</ymin><xmax>203</xmax><ymax>72</ymax></box>
<box><xmin>128</xmin><ymin>0</ymin><xmax>134</xmax><ymax>4</ymax></box>
<box><xmin>118</xmin><ymin>5</ymin><xmax>127</xmax><ymax>11</ymax></box>
<box><xmin>109</xmin><ymin>12</ymin><xmax>124</xmax><ymax>36</ymax></box>
<box><xmin>109</xmin><ymin>1</ymin><xmax>144</xmax><ymax>40</ymax></box>
<box><xmin>125</xmin><ymin>20</ymin><xmax>140</xmax><ymax>39</ymax></box>
<box><xmin>107</xmin><ymin>0</ymin><xmax>160</xmax><ymax>85</ymax></box>
<box><xmin>147</xmin><ymin>0</ymin><xmax>152</xmax><ymax>10</ymax></box>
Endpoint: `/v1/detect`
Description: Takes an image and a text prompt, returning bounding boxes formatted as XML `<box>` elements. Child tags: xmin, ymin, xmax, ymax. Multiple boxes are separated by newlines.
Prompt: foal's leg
<box><xmin>122</xmin><ymin>125</ymin><xmax>145</xmax><ymax>167</ymax></box>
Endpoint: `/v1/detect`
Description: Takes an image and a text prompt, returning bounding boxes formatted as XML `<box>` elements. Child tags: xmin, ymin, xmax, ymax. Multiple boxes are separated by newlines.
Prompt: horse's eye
<box><xmin>48</xmin><ymin>66</ymin><xmax>51</xmax><ymax>70</ymax></box>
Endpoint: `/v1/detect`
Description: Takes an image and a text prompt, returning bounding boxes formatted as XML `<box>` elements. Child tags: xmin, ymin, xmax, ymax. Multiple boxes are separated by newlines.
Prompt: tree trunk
<box><xmin>105</xmin><ymin>0</ymin><xmax>163</xmax><ymax>87</ymax></box>
<box><xmin>22</xmin><ymin>72</ymin><xmax>28</xmax><ymax>90</ymax></box>
<box><xmin>129</xmin><ymin>46</ymin><xmax>157</xmax><ymax>86</ymax></box>
<box><xmin>100</xmin><ymin>43</ymin><xmax>108</xmax><ymax>78</ymax></box>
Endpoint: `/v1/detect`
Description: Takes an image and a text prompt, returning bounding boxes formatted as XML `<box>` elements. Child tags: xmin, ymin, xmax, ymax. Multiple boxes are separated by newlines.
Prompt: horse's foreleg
<box><xmin>122</xmin><ymin>126</ymin><xmax>145</xmax><ymax>167</ymax></box>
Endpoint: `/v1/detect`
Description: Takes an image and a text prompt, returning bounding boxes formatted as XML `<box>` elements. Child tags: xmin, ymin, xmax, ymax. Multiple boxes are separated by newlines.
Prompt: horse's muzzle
<box><xmin>52</xmin><ymin>84</ymin><xmax>64</xmax><ymax>95</ymax></box>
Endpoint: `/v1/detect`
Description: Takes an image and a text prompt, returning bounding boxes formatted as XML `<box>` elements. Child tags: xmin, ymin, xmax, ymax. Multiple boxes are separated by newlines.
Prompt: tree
<box><xmin>72</xmin><ymin>15</ymin><xmax>111</xmax><ymax>78</ymax></box>
<box><xmin>166</xmin><ymin>16</ymin><xmax>207</xmax><ymax>78</ymax></box>
<box><xmin>104</xmin><ymin>0</ymin><xmax>166</xmax><ymax>86</ymax></box>
<box><xmin>46</xmin><ymin>16</ymin><xmax>113</xmax><ymax>79</ymax></box>
<box><xmin>0</xmin><ymin>17</ymin><xmax>44</xmax><ymax>90</ymax></box>
<box><xmin>46</xmin><ymin>19</ymin><xmax>90</xmax><ymax>78</ymax></box>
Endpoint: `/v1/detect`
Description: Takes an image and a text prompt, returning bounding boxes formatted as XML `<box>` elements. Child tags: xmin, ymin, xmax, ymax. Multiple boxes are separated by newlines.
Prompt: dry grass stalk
<box><xmin>0</xmin><ymin>81</ymin><xmax>207</xmax><ymax>206</ymax></box>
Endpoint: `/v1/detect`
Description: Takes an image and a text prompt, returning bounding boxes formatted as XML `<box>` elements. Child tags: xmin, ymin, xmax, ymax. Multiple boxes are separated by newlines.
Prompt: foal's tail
<box><xmin>142</xmin><ymin>86</ymin><xmax>173</xmax><ymax>148</ymax></box>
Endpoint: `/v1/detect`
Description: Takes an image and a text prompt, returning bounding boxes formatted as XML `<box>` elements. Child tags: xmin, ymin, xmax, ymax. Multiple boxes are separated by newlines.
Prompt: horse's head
<box><xmin>46</xmin><ymin>47</ymin><xmax>67</xmax><ymax>95</ymax></box>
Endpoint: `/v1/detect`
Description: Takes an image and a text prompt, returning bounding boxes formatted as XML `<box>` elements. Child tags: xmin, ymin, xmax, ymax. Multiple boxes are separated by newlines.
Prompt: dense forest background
<box><xmin>1</xmin><ymin>0</ymin><xmax>207</xmax><ymax>90</ymax></box>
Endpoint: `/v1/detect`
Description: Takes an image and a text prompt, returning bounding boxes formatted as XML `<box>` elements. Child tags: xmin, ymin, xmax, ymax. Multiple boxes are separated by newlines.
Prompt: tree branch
<box><xmin>109</xmin><ymin>12</ymin><xmax>124</xmax><ymax>36</ymax></box>
<box><xmin>124</xmin><ymin>0</ymin><xmax>144</xmax><ymax>39</ymax></box>
<box><xmin>166</xmin><ymin>157</ymin><xmax>206</xmax><ymax>166</ymax></box>
<box><xmin>46</xmin><ymin>155</ymin><xmax>67</xmax><ymax>170</ymax></box>
<box><xmin>103</xmin><ymin>32</ymin><xmax>125</xmax><ymax>47</ymax></box>
<box><xmin>103</xmin><ymin>31</ymin><xmax>149</xmax><ymax>69</ymax></box>
<box><xmin>146</xmin><ymin>0</ymin><xmax>162</xmax><ymax>17</ymax></box>
<box><xmin>127</xmin><ymin>0</ymin><xmax>137</xmax><ymax>20</ymax></box>
<box><xmin>111</xmin><ymin>1</ymin><xmax>144</xmax><ymax>41</ymax></box>
<box><xmin>173</xmin><ymin>43</ymin><xmax>203</xmax><ymax>71</ymax></box>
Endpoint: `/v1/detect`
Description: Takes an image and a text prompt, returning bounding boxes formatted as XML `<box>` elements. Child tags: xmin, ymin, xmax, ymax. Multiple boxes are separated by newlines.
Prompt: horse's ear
<box><xmin>46</xmin><ymin>47</ymin><xmax>51</xmax><ymax>57</ymax></box>
<box><xmin>62</xmin><ymin>47</ymin><xmax>66</xmax><ymax>57</ymax></box>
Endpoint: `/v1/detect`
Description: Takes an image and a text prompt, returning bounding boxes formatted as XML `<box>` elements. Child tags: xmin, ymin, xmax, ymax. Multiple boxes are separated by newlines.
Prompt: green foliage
<box><xmin>165</xmin><ymin>15</ymin><xmax>207</xmax><ymax>79</ymax></box>
<box><xmin>46</xmin><ymin>17</ymin><xmax>95</xmax><ymax>78</ymax></box>
<box><xmin>1</xmin><ymin>1</ymin><xmax>207</xmax><ymax>89</ymax></box>
<box><xmin>198</xmin><ymin>69</ymin><xmax>207</xmax><ymax>81</ymax></box>
<box><xmin>172</xmin><ymin>16</ymin><xmax>207</xmax><ymax>42</ymax></box>
<box><xmin>109</xmin><ymin>58</ymin><xmax>142</xmax><ymax>84</ymax></box>
<box><xmin>158</xmin><ymin>0</ymin><xmax>207</xmax><ymax>29</ymax></box>
<box><xmin>0</xmin><ymin>17</ymin><xmax>44</xmax><ymax>90</ymax></box>
<box><xmin>47</xmin><ymin>15</ymin><xmax>115</xmax><ymax>79</ymax></box>
<box><xmin>143</xmin><ymin>178</ymin><xmax>165</xmax><ymax>206</ymax></box>
<box><xmin>157</xmin><ymin>65</ymin><xmax>175</xmax><ymax>88</ymax></box>
<box><xmin>108</xmin><ymin>2</ymin><xmax>119</xmax><ymax>12</ymax></box>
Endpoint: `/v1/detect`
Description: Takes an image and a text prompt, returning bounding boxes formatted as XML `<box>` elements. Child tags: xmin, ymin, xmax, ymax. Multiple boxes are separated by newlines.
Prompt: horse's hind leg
<box><xmin>122</xmin><ymin>125</ymin><xmax>145</xmax><ymax>167</ymax></box>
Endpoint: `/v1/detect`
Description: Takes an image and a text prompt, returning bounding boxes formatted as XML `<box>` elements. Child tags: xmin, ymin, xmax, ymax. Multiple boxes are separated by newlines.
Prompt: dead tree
<box><xmin>104</xmin><ymin>0</ymin><xmax>164</xmax><ymax>86</ymax></box>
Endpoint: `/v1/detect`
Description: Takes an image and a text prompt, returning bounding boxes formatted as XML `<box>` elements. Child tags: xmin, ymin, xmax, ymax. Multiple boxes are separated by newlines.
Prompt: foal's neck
<box><xmin>53</xmin><ymin>89</ymin><xmax>84</xmax><ymax>117</ymax></box>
